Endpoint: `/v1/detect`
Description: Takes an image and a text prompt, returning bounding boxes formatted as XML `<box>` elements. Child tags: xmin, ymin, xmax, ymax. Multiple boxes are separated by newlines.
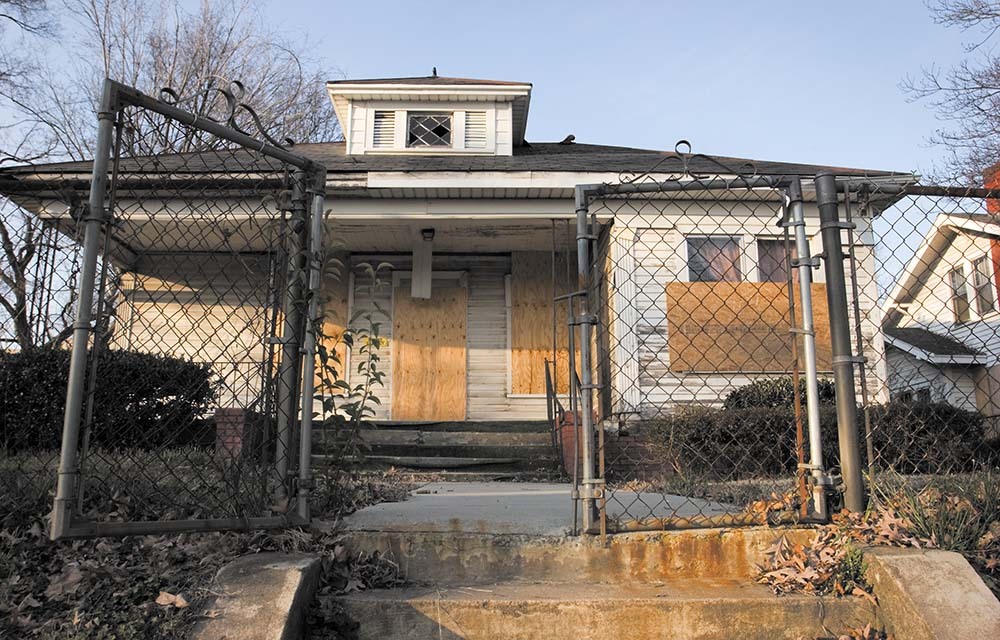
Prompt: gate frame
<box><xmin>571</xmin><ymin>173</ymin><xmax>849</xmax><ymax>535</ymax></box>
<box><xmin>50</xmin><ymin>78</ymin><xmax>327</xmax><ymax>540</ymax></box>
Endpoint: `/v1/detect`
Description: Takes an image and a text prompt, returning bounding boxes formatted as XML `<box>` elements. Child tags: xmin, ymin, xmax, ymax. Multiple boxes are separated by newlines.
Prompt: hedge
<box><xmin>642</xmin><ymin>377</ymin><xmax>994</xmax><ymax>479</ymax></box>
<box><xmin>0</xmin><ymin>348</ymin><xmax>215</xmax><ymax>451</ymax></box>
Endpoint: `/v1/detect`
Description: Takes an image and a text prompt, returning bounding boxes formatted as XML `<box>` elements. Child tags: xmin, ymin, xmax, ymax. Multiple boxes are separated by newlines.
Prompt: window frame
<box><xmin>685</xmin><ymin>234</ymin><xmax>743</xmax><ymax>283</ymax></box>
<box><xmin>949</xmin><ymin>265</ymin><xmax>971</xmax><ymax>324</ymax></box>
<box><xmin>755</xmin><ymin>236</ymin><xmax>796</xmax><ymax>283</ymax></box>
<box><xmin>406</xmin><ymin>111</ymin><xmax>454</xmax><ymax>149</ymax></box>
<box><xmin>972</xmin><ymin>254</ymin><xmax>997</xmax><ymax>316</ymax></box>
<box><xmin>362</xmin><ymin>103</ymin><xmax>498</xmax><ymax>154</ymax></box>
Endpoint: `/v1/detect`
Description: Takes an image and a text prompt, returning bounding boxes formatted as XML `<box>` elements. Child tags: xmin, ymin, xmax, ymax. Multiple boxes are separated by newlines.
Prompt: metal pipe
<box><xmin>844</xmin><ymin>189</ymin><xmax>876</xmax><ymax>477</ymax></box>
<box><xmin>296</xmin><ymin>169</ymin><xmax>326</xmax><ymax>521</ymax></box>
<box><xmin>274</xmin><ymin>169</ymin><xmax>309</xmax><ymax>498</ymax></box>
<box><xmin>574</xmin><ymin>185</ymin><xmax>599</xmax><ymax>533</ymax></box>
<box><xmin>787</xmin><ymin>178</ymin><xmax>828</xmax><ymax>520</ymax></box>
<box><xmin>50</xmin><ymin>79</ymin><xmax>117</xmax><ymax>540</ymax></box>
<box><xmin>55</xmin><ymin>514</ymin><xmax>307</xmax><ymax>539</ymax></box>
<box><xmin>814</xmin><ymin>172</ymin><xmax>866</xmax><ymax>513</ymax></box>
<box><xmin>107</xmin><ymin>80</ymin><xmax>314</xmax><ymax>170</ymax></box>
<box><xmin>597</xmin><ymin>176</ymin><xmax>787</xmax><ymax>196</ymax></box>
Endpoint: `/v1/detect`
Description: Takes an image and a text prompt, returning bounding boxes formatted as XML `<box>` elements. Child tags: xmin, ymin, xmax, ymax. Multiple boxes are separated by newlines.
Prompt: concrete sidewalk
<box><xmin>342</xmin><ymin>482</ymin><xmax>728</xmax><ymax>535</ymax></box>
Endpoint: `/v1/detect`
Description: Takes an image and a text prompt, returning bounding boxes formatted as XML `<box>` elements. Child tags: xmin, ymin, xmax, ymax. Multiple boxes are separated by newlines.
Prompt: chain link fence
<box><xmin>1</xmin><ymin>79</ymin><xmax>327</xmax><ymax>538</ymax></box>
<box><xmin>851</xmin><ymin>183</ymin><xmax>1000</xmax><ymax>481</ymax></box>
<box><xmin>569</xmin><ymin>156</ymin><xmax>1000</xmax><ymax>535</ymax></box>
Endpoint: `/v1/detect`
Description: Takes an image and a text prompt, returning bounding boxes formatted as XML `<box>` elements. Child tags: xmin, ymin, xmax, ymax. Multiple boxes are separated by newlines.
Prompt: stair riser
<box><xmin>342</xmin><ymin>528</ymin><xmax>820</xmax><ymax>585</ymax></box>
<box><xmin>337</xmin><ymin>421</ymin><xmax>550</xmax><ymax>433</ymax></box>
<box><xmin>337</xmin><ymin>596</ymin><xmax>873</xmax><ymax>640</ymax></box>
<box><xmin>314</xmin><ymin>430</ymin><xmax>552</xmax><ymax>447</ymax></box>
<box><xmin>319</xmin><ymin>443</ymin><xmax>556</xmax><ymax>460</ymax></box>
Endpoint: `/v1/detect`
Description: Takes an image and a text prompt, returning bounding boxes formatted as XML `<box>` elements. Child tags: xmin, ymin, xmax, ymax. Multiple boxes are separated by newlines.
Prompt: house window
<box><xmin>687</xmin><ymin>236</ymin><xmax>741</xmax><ymax>282</ymax></box>
<box><xmin>949</xmin><ymin>266</ymin><xmax>971</xmax><ymax>324</ymax></box>
<box><xmin>757</xmin><ymin>238</ymin><xmax>796</xmax><ymax>283</ymax></box>
<box><xmin>897</xmin><ymin>388</ymin><xmax>931</xmax><ymax>404</ymax></box>
<box><xmin>973</xmin><ymin>255</ymin><xmax>996</xmax><ymax>315</ymax></box>
<box><xmin>407</xmin><ymin>112</ymin><xmax>452</xmax><ymax>148</ymax></box>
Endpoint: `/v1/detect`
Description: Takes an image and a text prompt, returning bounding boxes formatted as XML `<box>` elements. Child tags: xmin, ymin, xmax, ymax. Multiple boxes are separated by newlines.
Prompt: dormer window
<box><xmin>407</xmin><ymin>112</ymin><xmax>452</xmax><ymax>148</ymax></box>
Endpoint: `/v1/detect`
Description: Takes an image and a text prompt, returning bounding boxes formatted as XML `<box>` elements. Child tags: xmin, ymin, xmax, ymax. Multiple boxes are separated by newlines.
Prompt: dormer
<box><xmin>327</xmin><ymin>75</ymin><xmax>531</xmax><ymax>156</ymax></box>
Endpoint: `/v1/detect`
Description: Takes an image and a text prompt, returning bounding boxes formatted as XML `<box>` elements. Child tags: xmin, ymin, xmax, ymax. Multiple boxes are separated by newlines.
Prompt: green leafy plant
<box><xmin>311</xmin><ymin>258</ymin><xmax>391</xmax><ymax>464</ymax></box>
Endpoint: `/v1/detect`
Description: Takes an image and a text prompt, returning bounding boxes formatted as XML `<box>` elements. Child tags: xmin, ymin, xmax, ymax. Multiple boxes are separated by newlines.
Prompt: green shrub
<box><xmin>0</xmin><ymin>347</ymin><xmax>215</xmax><ymax>451</ymax></box>
<box><xmin>866</xmin><ymin>401</ymin><xmax>988</xmax><ymax>474</ymax></box>
<box><xmin>722</xmin><ymin>376</ymin><xmax>836</xmax><ymax>410</ymax></box>
<box><xmin>644</xmin><ymin>404</ymin><xmax>840</xmax><ymax>479</ymax></box>
<box><xmin>642</xmin><ymin>395</ymin><xmax>991</xmax><ymax>480</ymax></box>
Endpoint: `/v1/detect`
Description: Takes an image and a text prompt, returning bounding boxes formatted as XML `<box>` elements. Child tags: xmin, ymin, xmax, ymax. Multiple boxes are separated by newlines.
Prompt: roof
<box><xmin>884</xmin><ymin>326</ymin><xmax>980</xmax><ymax>357</ymax></box>
<box><xmin>0</xmin><ymin>141</ymin><xmax>909</xmax><ymax>181</ymax></box>
<box><xmin>885</xmin><ymin>212</ymin><xmax>1000</xmax><ymax>307</ymax></box>
<box><xmin>884</xmin><ymin>325</ymin><xmax>988</xmax><ymax>366</ymax></box>
<box><xmin>328</xmin><ymin>75</ymin><xmax>530</xmax><ymax>87</ymax></box>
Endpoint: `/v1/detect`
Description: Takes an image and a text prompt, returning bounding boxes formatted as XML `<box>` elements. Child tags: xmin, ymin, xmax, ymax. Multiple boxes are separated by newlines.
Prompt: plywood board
<box><xmin>391</xmin><ymin>285</ymin><xmax>468</xmax><ymax>420</ymax></box>
<box><xmin>315</xmin><ymin>271</ymin><xmax>350</xmax><ymax>390</ymax></box>
<box><xmin>511</xmin><ymin>251</ymin><xmax>579</xmax><ymax>394</ymax></box>
<box><xmin>665</xmin><ymin>282</ymin><xmax>832</xmax><ymax>373</ymax></box>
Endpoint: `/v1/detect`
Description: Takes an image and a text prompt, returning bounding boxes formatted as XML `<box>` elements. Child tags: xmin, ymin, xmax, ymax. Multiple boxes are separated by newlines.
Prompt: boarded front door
<box><xmin>391</xmin><ymin>285</ymin><xmax>468</xmax><ymax>420</ymax></box>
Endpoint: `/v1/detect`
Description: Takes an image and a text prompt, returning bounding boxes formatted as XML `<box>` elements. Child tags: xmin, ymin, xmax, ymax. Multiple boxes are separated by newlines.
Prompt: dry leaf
<box><xmin>44</xmin><ymin>565</ymin><xmax>84</xmax><ymax>599</ymax></box>
<box><xmin>154</xmin><ymin>591</ymin><xmax>189</xmax><ymax>608</ymax></box>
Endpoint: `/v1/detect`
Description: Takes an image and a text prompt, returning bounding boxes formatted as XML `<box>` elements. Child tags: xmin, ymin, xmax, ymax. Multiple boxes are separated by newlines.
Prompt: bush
<box><xmin>866</xmin><ymin>401</ymin><xmax>988</xmax><ymax>474</ymax></box>
<box><xmin>0</xmin><ymin>347</ymin><xmax>215</xmax><ymax>451</ymax></box>
<box><xmin>644</xmin><ymin>404</ymin><xmax>840</xmax><ymax>479</ymax></box>
<box><xmin>723</xmin><ymin>376</ymin><xmax>836</xmax><ymax>410</ymax></box>
<box><xmin>643</xmin><ymin>393</ymin><xmax>991</xmax><ymax>480</ymax></box>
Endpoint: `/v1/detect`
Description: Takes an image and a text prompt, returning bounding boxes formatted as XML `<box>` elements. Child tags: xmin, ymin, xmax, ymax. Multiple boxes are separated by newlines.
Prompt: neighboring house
<box><xmin>883</xmin><ymin>210</ymin><xmax>1000</xmax><ymax>431</ymax></box>
<box><xmin>0</xmin><ymin>74</ymin><xmax>909</xmax><ymax>423</ymax></box>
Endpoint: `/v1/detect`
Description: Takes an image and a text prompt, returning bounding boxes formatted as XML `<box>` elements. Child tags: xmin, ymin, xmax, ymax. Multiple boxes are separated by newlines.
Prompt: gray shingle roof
<box><xmin>0</xmin><ymin>141</ymin><xmax>908</xmax><ymax>180</ymax></box>
<box><xmin>884</xmin><ymin>326</ymin><xmax>980</xmax><ymax>357</ymax></box>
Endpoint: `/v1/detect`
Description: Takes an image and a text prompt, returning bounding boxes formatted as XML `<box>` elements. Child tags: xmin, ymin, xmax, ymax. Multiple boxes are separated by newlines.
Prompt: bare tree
<box><xmin>0</xmin><ymin>0</ymin><xmax>342</xmax><ymax>349</ymax></box>
<box><xmin>904</xmin><ymin>1</ymin><xmax>1000</xmax><ymax>184</ymax></box>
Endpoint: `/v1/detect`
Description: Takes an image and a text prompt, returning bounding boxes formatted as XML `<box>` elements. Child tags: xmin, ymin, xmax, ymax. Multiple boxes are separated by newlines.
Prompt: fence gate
<box><xmin>564</xmin><ymin>153</ymin><xmax>855</xmax><ymax>536</ymax></box>
<box><xmin>46</xmin><ymin>79</ymin><xmax>327</xmax><ymax>538</ymax></box>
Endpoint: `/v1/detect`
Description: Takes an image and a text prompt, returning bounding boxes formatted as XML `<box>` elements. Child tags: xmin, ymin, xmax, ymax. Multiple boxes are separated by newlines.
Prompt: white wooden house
<box><xmin>1</xmin><ymin>74</ymin><xmax>910</xmax><ymax>424</ymax></box>
<box><xmin>882</xmin><ymin>212</ymin><xmax>1000</xmax><ymax>429</ymax></box>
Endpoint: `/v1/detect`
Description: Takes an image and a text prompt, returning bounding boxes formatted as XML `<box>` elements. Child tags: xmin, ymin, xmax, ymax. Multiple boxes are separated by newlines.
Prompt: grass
<box><xmin>0</xmin><ymin>448</ymin><xmax>412</xmax><ymax>639</ymax></box>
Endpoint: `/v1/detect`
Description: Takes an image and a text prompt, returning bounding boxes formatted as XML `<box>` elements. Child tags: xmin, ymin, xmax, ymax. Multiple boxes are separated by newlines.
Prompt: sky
<box><xmin>254</xmin><ymin>0</ymin><xmax>975</xmax><ymax>178</ymax></box>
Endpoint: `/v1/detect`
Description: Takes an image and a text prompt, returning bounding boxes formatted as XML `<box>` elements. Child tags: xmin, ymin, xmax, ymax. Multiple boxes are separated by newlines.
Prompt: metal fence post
<box><xmin>787</xmin><ymin>177</ymin><xmax>830</xmax><ymax>519</ymax></box>
<box><xmin>574</xmin><ymin>185</ymin><xmax>600</xmax><ymax>532</ymax></box>
<box><xmin>50</xmin><ymin>79</ymin><xmax>117</xmax><ymax>540</ymax></box>
<box><xmin>275</xmin><ymin>168</ymin><xmax>309</xmax><ymax>497</ymax></box>
<box><xmin>297</xmin><ymin>168</ymin><xmax>326</xmax><ymax>521</ymax></box>
<box><xmin>814</xmin><ymin>172</ymin><xmax>866</xmax><ymax>512</ymax></box>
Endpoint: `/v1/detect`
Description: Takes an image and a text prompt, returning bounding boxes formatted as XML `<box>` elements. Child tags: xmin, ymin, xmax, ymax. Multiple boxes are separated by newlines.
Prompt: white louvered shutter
<box><xmin>372</xmin><ymin>110</ymin><xmax>396</xmax><ymax>149</ymax></box>
<box><xmin>464</xmin><ymin>111</ymin><xmax>488</xmax><ymax>149</ymax></box>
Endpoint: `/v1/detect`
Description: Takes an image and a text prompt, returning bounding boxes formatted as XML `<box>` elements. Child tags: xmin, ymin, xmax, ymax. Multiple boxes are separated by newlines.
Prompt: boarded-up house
<box><xmin>1</xmin><ymin>74</ymin><xmax>908</xmax><ymax>429</ymax></box>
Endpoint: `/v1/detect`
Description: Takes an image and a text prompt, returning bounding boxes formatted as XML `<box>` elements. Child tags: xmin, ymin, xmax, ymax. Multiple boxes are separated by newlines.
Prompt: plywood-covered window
<box><xmin>687</xmin><ymin>235</ymin><xmax>741</xmax><ymax>282</ymax></box>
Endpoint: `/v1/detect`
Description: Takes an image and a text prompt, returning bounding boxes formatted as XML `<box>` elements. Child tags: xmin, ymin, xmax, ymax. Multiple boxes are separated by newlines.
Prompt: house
<box><xmin>0</xmin><ymin>74</ymin><xmax>909</xmax><ymax>429</ymax></box>
<box><xmin>882</xmin><ymin>208</ymin><xmax>1000</xmax><ymax>433</ymax></box>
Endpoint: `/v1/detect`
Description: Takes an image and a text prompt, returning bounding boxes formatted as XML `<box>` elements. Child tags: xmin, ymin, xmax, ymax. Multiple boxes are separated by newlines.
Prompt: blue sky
<box><xmin>263</xmin><ymin>0</ymin><xmax>972</xmax><ymax>177</ymax></box>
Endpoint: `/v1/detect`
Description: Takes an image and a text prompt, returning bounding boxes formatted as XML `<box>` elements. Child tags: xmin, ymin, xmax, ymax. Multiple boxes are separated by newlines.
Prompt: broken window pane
<box><xmin>407</xmin><ymin>112</ymin><xmax>452</xmax><ymax>147</ymax></box>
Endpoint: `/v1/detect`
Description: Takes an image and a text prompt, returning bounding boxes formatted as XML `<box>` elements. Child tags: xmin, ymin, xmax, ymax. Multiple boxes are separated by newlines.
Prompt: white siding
<box><xmin>599</xmin><ymin>200</ymin><xmax>887</xmax><ymax>414</ymax></box>
<box><xmin>886</xmin><ymin>346</ymin><xmax>979</xmax><ymax>411</ymax></box>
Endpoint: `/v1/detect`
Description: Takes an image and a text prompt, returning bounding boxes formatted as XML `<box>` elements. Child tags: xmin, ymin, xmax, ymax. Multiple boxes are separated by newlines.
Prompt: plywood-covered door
<box><xmin>391</xmin><ymin>285</ymin><xmax>468</xmax><ymax>420</ymax></box>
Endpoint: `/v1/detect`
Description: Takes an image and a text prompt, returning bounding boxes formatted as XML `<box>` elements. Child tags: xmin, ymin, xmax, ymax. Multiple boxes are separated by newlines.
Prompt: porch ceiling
<box><xmin>326</xmin><ymin>219</ymin><xmax>577</xmax><ymax>252</ymax></box>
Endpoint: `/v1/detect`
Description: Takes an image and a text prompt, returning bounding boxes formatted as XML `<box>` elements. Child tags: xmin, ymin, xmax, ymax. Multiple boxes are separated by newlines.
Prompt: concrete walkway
<box><xmin>342</xmin><ymin>482</ymin><xmax>728</xmax><ymax>535</ymax></box>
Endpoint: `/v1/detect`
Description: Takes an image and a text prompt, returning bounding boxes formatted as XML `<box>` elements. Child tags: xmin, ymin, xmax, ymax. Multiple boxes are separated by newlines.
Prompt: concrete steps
<box><xmin>313</xmin><ymin>420</ymin><xmax>560</xmax><ymax>475</ymax></box>
<box><xmin>335</xmin><ymin>524</ymin><xmax>880</xmax><ymax>639</ymax></box>
<box><xmin>338</xmin><ymin>580</ymin><xmax>872</xmax><ymax>640</ymax></box>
